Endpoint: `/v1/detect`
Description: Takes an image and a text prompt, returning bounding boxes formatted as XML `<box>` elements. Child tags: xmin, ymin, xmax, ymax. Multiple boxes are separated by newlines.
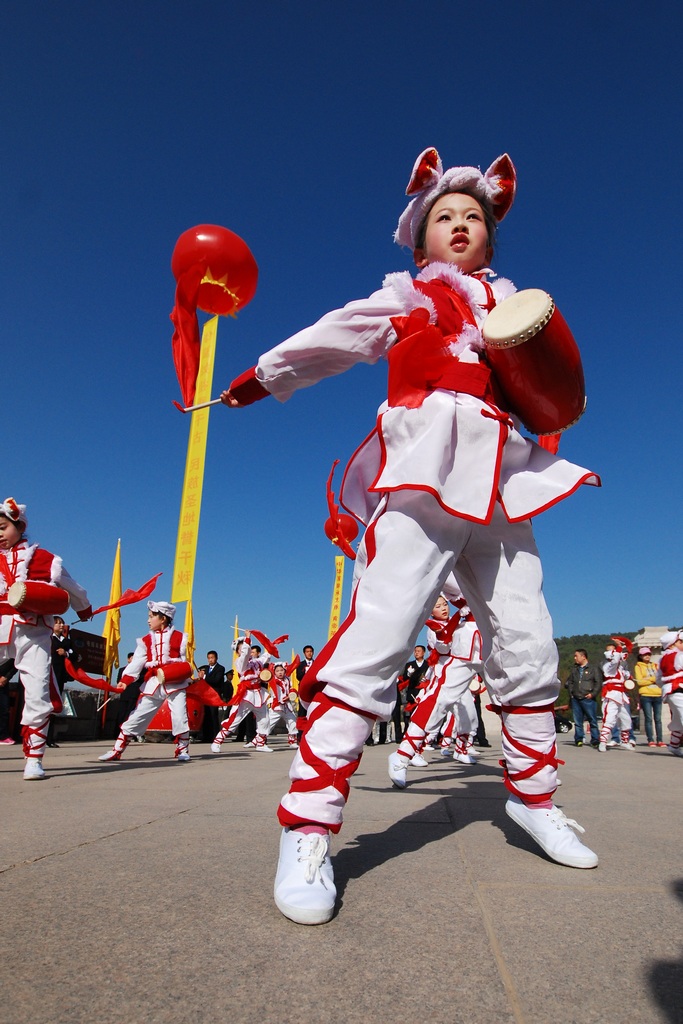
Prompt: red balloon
<box><xmin>324</xmin><ymin>514</ymin><xmax>359</xmax><ymax>546</ymax></box>
<box><xmin>171</xmin><ymin>224</ymin><xmax>258</xmax><ymax>316</ymax></box>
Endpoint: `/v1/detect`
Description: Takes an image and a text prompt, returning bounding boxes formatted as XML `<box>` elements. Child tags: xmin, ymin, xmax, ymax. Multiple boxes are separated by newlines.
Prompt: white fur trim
<box><xmin>50</xmin><ymin>555</ymin><xmax>63</xmax><ymax>585</ymax></box>
<box><xmin>383</xmin><ymin>271</ymin><xmax>437</xmax><ymax>323</ymax></box>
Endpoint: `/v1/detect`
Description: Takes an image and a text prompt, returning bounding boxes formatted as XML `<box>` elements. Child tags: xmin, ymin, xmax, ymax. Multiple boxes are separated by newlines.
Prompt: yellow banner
<box><xmin>328</xmin><ymin>555</ymin><xmax>345</xmax><ymax>639</ymax></box>
<box><xmin>171</xmin><ymin>316</ymin><xmax>218</xmax><ymax>603</ymax></box>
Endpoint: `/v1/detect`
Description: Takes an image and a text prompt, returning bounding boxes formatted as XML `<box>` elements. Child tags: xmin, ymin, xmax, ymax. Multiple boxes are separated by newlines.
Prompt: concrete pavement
<box><xmin>1</xmin><ymin>713</ymin><xmax>682</xmax><ymax>1024</ymax></box>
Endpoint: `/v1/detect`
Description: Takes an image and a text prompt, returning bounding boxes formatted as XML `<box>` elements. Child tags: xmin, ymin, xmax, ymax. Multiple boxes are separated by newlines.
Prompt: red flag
<box><xmin>64</xmin><ymin>659</ymin><xmax>120</xmax><ymax>694</ymax></box>
<box><xmin>91</xmin><ymin>572</ymin><xmax>162</xmax><ymax>617</ymax></box>
<box><xmin>284</xmin><ymin>654</ymin><xmax>300</xmax><ymax>676</ymax></box>
<box><xmin>249</xmin><ymin>629</ymin><xmax>288</xmax><ymax>657</ymax></box>
<box><xmin>186</xmin><ymin>679</ymin><xmax>224</xmax><ymax>707</ymax></box>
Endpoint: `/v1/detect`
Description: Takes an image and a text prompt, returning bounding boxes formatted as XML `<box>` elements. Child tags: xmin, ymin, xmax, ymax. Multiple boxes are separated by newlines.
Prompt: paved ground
<box><xmin>2</xmin><ymin>711</ymin><xmax>682</xmax><ymax>1024</ymax></box>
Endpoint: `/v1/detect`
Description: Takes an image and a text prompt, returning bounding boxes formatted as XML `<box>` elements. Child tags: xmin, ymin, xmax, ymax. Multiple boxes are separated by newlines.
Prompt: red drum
<box><xmin>483</xmin><ymin>289</ymin><xmax>586</xmax><ymax>435</ymax></box>
<box><xmin>7</xmin><ymin>581</ymin><xmax>69</xmax><ymax>615</ymax></box>
<box><xmin>148</xmin><ymin>695</ymin><xmax>205</xmax><ymax>734</ymax></box>
<box><xmin>155</xmin><ymin>661</ymin><xmax>193</xmax><ymax>685</ymax></box>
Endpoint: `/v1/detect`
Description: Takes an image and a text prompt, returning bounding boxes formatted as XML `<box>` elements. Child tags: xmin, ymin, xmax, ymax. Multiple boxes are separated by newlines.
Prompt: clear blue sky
<box><xmin>3</xmin><ymin>1</ymin><xmax>681</xmax><ymax>665</ymax></box>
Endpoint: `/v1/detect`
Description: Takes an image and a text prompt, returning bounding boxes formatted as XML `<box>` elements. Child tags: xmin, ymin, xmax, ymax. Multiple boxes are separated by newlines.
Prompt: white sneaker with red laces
<box><xmin>98</xmin><ymin>749</ymin><xmax>121</xmax><ymax>762</ymax></box>
<box><xmin>274</xmin><ymin>828</ymin><xmax>336</xmax><ymax>925</ymax></box>
<box><xmin>505</xmin><ymin>795</ymin><xmax>598</xmax><ymax>869</ymax></box>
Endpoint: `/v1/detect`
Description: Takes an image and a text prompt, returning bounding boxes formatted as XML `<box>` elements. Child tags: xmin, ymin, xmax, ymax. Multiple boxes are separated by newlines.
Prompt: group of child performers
<box><xmin>211</xmin><ymin>639</ymin><xmax>299</xmax><ymax>753</ymax></box>
<box><xmin>219</xmin><ymin>147</ymin><xmax>602</xmax><ymax>926</ymax></box>
<box><xmin>388</xmin><ymin>576</ymin><xmax>483</xmax><ymax>788</ymax></box>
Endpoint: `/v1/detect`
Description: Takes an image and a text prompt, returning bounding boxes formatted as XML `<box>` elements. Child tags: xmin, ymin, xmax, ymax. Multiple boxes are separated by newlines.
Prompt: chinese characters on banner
<box><xmin>171</xmin><ymin>316</ymin><xmax>218</xmax><ymax>603</ymax></box>
<box><xmin>328</xmin><ymin>555</ymin><xmax>345</xmax><ymax>639</ymax></box>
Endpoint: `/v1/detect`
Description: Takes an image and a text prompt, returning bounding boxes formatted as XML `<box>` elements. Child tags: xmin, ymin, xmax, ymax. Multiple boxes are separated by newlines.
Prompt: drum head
<box><xmin>483</xmin><ymin>288</ymin><xmax>553</xmax><ymax>347</ymax></box>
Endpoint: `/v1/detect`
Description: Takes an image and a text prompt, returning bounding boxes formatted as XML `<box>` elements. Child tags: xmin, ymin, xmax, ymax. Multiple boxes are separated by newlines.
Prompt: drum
<box><xmin>259</xmin><ymin>668</ymin><xmax>273</xmax><ymax>683</ymax></box>
<box><xmin>7</xmin><ymin>581</ymin><xmax>69</xmax><ymax>616</ymax></box>
<box><xmin>148</xmin><ymin>696</ymin><xmax>205</xmax><ymax>734</ymax></box>
<box><xmin>155</xmin><ymin>661</ymin><xmax>192</xmax><ymax>685</ymax></box>
<box><xmin>482</xmin><ymin>289</ymin><xmax>586</xmax><ymax>435</ymax></box>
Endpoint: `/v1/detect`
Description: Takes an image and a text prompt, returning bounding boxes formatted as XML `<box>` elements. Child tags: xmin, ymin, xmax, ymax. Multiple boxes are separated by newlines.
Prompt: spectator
<box><xmin>0</xmin><ymin>658</ymin><xmax>17</xmax><ymax>744</ymax></box>
<box><xmin>633</xmin><ymin>647</ymin><xmax>665</xmax><ymax>747</ymax></box>
<box><xmin>566</xmin><ymin>649</ymin><xmax>602</xmax><ymax>748</ymax></box>
<box><xmin>201</xmin><ymin>650</ymin><xmax>225</xmax><ymax>742</ymax></box>
<box><xmin>47</xmin><ymin>616</ymin><xmax>78</xmax><ymax>747</ymax></box>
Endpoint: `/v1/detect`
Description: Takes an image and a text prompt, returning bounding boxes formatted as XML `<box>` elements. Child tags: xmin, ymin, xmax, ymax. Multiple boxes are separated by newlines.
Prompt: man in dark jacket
<box><xmin>566</xmin><ymin>649</ymin><xmax>602</xmax><ymax>747</ymax></box>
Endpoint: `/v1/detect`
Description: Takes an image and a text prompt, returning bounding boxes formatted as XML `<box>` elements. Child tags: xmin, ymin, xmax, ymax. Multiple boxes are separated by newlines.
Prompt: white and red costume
<box><xmin>394</xmin><ymin>578</ymin><xmax>483</xmax><ymax>767</ymax></box>
<box><xmin>658</xmin><ymin>634</ymin><xmax>683</xmax><ymax>752</ymax></box>
<box><xmin>229</xmin><ymin>261</ymin><xmax>599</xmax><ymax>832</ymax></box>
<box><xmin>213</xmin><ymin>641</ymin><xmax>271</xmax><ymax>749</ymax></box>
<box><xmin>266</xmin><ymin>667</ymin><xmax>299</xmax><ymax>747</ymax></box>
<box><xmin>115</xmin><ymin>624</ymin><xmax>191</xmax><ymax>757</ymax></box>
<box><xmin>599</xmin><ymin>648</ymin><xmax>633</xmax><ymax>746</ymax></box>
<box><xmin>0</xmin><ymin>541</ymin><xmax>90</xmax><ymax>763</ymax></box>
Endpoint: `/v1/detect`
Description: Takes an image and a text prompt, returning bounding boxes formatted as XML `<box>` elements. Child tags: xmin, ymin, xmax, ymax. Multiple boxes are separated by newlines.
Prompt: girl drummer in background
<box><xmin>220</xmin><ymin>149</ymin><xmax>602</xmax><ymax>925</ymax></box>
<box><xmin>0</xmin><ymin>498</ymin><xmax>92</xmax><ymax>780</ymax></box>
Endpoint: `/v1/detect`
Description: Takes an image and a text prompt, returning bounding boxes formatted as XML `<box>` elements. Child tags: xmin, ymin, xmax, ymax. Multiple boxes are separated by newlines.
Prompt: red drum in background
<box><xmin>7</xmin><ymin>581</ymin><xmax>69</xmax><ymax>616</ymax></box>
<box><xmin>155</xmin><ymin>661</ymin><xmax>193</xmax><ymax>686</ymax></box>
<box><xmin>147</xmin><ymin>694</ymin><xmax>205</xmax><ymax>734</ymax></box>
<box><xmin>483</xmin><ymin>289</ymin><xmax>586</xmax><ymax>436</ymax></box>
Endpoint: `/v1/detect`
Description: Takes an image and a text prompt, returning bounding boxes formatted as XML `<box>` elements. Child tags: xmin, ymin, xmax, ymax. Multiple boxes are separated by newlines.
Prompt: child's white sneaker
<box><xmin>598</xmin><ymin>742</ymin><xmax>607</xmax><ymax>752</ymax></box>
<box><xmin>274</xmin><ymin>827</ymin><xmax>336</xmax><ymax>925</ymax></box>
<box><xmin>388</xmin><ymin>752</ymin><xmax>409</xmax><ymax>788</ymax></box>
<box><xmin>176</xmin><ymin>752</ymin><xmax>191</xmax><ymax>762</ymax></box>
<box><xmin>23</xmin><ymin>758</ymin><xmax>45</xmax><ymax>780</ymax></box>
<box><xmin>667</xmin><ymin>745</ymin><xmax>683</xmax><ymax>757</ymax></box>
<box><xmin>410</xmin><ymin>753</ymin><xmax>428</xmax><ymax>767</ymax></box>
<box><xmin>505</xmin><ymin>795</ymin><xmax>598</xmax><ymax>869</ymax></box>
<box><xmin>454</xmin><ymin>751</ymin><xmax>477</xmax><ymax>765</ymax></box>
<box><xmin>210</xmin><ymin>742</ymin><xmax>222</xmax><ymax>753</ymax></box>
<box><xmin>98</xmin><ymin>749</ymin><xmax>121</xmax><ymax>762</ymax></box>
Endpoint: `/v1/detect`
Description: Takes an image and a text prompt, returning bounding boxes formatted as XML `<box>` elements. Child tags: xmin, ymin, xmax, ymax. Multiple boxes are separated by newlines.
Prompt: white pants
<box><xmin>215</xmin><ymin>699</ymin><xmax>269</xmax><ymax>741</ymax></box>
<box><xmin>665</xmin><ymin>692</ymin><xmax>683</xmax><ymax>746</ymax></box>
<box><xmin>266</xmin><ymin>703</ymin><xmax>298</xmax><ymax>738</ymax></box>
<box><xmin>280</xmin><ymin>492</ymin><xmax>560</xmax><ymax>831</ymax></box>
<box><xmin>599</xmin><ymin>698</ymin><xmax>631</xmax><ymax>743</ymax></box>
<box><xmin>1</xmin><ymin>623</ymin><xmax>61</xmax><ymax>758</ymax></box>
<box><xmin>122</xmin><ymin>686</ymin><xmax>189</xmax><ymax>738</ymax></box>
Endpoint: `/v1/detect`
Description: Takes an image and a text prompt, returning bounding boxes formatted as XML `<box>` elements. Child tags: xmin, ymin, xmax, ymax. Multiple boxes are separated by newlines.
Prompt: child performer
<box><xmin>265</xmin><ymin>662</ymin><xmax>299</xmax><ymax>748</ymax></box>
<box><xmin>598</xmin><ymin>639</ymin><xmax>635</xmax><ymax>752</ymax></box>
<box><xmin>100</xmin><ymin>600</ymin><xmax>192</xmax><ymax>762</ymax></box>
<box><xmin>0</xmin><ymin>498</ymin><xmax>92</xmax><ymax>779</ymax></box>
<box><xmin>211</xmin><ymin>638</ymin><xmax>272</xmax><ymax>752</ymax></box>
<box><xmin>657</xmin><ymin>630</ymin><xmax>683</xmax><ymax>756</ymax></box>
<box><xmin>220</xmin><ymin>150</ymin><xmax>601</xmax><ymax>924</ymax></box>
<box><xmin>389</xmin><ymin>585</ymin><xmax>480</xmax><ymax>786</ymax></box>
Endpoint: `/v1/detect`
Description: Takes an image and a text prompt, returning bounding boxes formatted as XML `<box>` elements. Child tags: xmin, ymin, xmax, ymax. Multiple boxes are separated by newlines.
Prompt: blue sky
<box><xmin>3</xmin><ymin>1</ymin><xmax>681</xmax><ymax>665</ymax></box>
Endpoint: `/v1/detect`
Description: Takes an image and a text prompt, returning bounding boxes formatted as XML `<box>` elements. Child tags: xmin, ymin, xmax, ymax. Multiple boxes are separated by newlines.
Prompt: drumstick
<box><xmin>172</xmin><ymin>398</ymin><xmax>224</xmax><ymax>414</ymax></box>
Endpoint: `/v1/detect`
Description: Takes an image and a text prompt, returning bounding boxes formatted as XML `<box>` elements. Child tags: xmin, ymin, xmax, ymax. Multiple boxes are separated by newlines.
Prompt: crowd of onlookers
<box><xmin>564</xmin><ymin>642</ymin><xmax>675</xmax><ymax>749</ymax></box>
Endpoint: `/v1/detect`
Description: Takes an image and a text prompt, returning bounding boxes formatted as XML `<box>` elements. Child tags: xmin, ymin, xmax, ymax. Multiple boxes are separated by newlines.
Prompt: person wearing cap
<box><xmin>0</xmin><ymin>498</ymin><xmax>92</xmax><ymax>780</ymax></box>
<box><xmin>219</xmin><ymin>149</ymin><xmax>602</xmax><ymax>924</ymax></box>
<box><xmin>98</xmin><ymin>600</ymin><xmax>192</xmax><ymax>762</ymax></box>
<box><xmin>598</xmin><ymin>640</ymin><xmax>635</xmax><ymax>752</ymax></box>
<box><xmin>657</xmin><ymin>631</ymin><xmax>683</xmax><ymax>756</ymax></box>
<box><xmin>210</xmin><ymin>637</ymin><xmax>273</xmax><ymax>753</ymax></box>
<box><xmin>264</xmin><ymin>661</ymin><xmax>299</xmax><ymax>749</ymax></box>
<box><xmin>633</xmin><ymin>646</ymin><xmax>665</xmax><ymax>747</ymax></box>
